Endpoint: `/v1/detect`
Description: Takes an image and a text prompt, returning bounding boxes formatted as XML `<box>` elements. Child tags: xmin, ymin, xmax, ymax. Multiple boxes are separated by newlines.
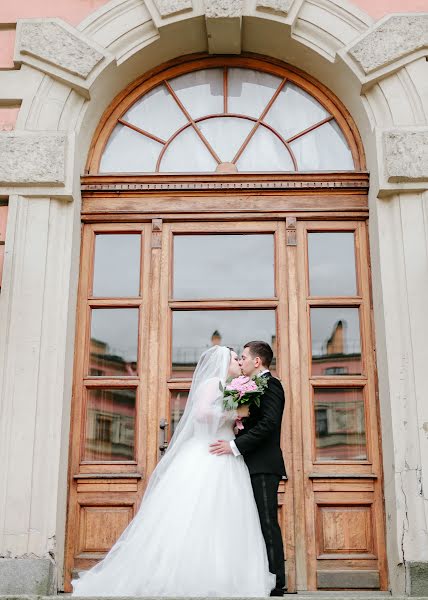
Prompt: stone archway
<box><xmin>0</xmin><ymin>0</ymin><xmax>427</xmax><ymax>594</ymax></box>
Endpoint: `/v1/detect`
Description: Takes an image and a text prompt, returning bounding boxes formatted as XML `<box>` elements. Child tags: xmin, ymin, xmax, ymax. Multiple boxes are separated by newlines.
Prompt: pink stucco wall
<box><xmin>0</xmin><ymin>0</ymin><xmax>425</xmax><ymax>27</ymax></box>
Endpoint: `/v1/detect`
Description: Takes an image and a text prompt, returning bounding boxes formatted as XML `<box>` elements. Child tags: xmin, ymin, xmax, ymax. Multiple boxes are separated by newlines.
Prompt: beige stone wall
<box><xmin>0</xmin><ymin>0</ymin><xmax>427</xmax><ymax>593</ymax></box>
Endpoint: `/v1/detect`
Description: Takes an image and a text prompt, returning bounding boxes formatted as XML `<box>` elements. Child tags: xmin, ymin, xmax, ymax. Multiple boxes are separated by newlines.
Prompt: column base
<box><xmin>0</xmin><ymin>559</ymin><xmax>55</xmax><ymax>595</ymax></box>
<box><xmin>408</xmin><ymin>561</ymin><xmax>428</xmax><ymax>597</ymax></box>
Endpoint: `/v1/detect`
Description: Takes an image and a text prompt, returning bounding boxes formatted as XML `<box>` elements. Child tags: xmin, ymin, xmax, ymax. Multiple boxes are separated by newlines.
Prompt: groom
<box><xmin>210</xmin><ymin>341</ymin><xmax>287</xmax><ymax>596</ymax></box>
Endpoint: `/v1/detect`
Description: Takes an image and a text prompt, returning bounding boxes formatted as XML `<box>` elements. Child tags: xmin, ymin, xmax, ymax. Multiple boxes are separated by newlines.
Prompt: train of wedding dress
<box><xmin>71</xmin><ymin>346</ymin><xmax>275</xmax><ymax>597</ymax></box>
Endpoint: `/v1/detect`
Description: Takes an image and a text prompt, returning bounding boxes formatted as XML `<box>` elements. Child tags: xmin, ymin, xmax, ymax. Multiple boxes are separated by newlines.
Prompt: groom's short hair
<box><xmin>244</xmin><ymin>341</ymin><xmax>273</xmax><ymax>368</ymax></box>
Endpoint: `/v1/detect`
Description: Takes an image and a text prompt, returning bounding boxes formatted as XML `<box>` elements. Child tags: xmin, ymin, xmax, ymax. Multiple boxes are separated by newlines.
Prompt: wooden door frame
<box><xmin>66</xmin><ymin>177</ymin><xmax>388</xmax><ymax>592</ymax></box>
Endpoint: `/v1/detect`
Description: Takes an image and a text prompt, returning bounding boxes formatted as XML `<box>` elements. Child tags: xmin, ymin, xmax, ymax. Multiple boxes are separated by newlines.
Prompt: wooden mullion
<box><xmin>168</xmin><ymin>299</ymin><xmax>278</xmax><ymax>309</ymax></box>
<box><xmin>88</xmin><ymin>298</ymin><xmax>142</xmax><ymax>307</ymax></box>
<box><xmin>277</xmin><ymin>220</ymin><xmax>297</xmax><ymax>592</ymax></box>
<box><xmin>307</xmin><ymin>297</ymin><xmax>362</xmax><ymax>306</ymax></box>
<box><xmin>167</xmin><ymin>380</ymin><xmax>192</xmax><ymax>389</ymax></box>
<box><xmin>83</xmin><ymin>377</ymin><xmax>140</xmax><ymax>387</ymax></box>
<box><xmin>85</xmin><ymin>221</ymin><xmax>146</xmax><ymax>233</ymax></box>
<box><xmin>163</xmin><ymin>80</ymin><xmax>221</xmax><ymax>164</ymax></box>
<box><xmin>309</xmin><ymin>377</ymin><xmax>367</xmax><ymax>386</ymax></box>
<box><xmin>223</xmin><ymin>67</ymin><xmax>228</xmax><ymax>113</ymax></box>
<box><xmin>232</xmin><ymin>77</ymin><xmax>287</xmax><ymax>164</ymax></box>
<box><xmin>285</xmin><ymin>115</ymin><xmax>334</xmax><ymax>144</ymax></box>
<box><xmin>169</xmin><ymin>220</ymin><xmax>279</xmax><ymax>233</ymax></box>
<box><xmin>118</xmin><ymin>118</ymin><xmax>166</xmax><ymax>145</ymax></box>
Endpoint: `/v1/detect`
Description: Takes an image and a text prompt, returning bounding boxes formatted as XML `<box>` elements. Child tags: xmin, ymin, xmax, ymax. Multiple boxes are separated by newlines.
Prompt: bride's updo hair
<box><xmin>244</xmin><ymin>340</ymin><xmax>273</xmax><ymax>368</ymax></box>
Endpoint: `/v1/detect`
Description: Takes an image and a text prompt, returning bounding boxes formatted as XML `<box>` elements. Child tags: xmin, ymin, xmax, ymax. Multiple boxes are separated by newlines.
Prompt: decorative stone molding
<box><xmin>205</xmin><ymin>0</ymin><xmax>243</xmax><ymax>18</ymax></box>
<box><xmin>78</xmin><ymin>0</ymin><xmax>160</xmax><ymax>66</ymax></box>
<box><xmin>205</xmin><ymin>0</ymin><xmax>242</xmax><ymax>53</ymax></box>
<box><xmin>19</xmin><ymin>21</ymin><xmax>103</xmax><ymax>78</ymax></box>
<box><xmin>341</xmin><ymin>13</ymin><xmax>428</xmax><ymax>89</ymax></box>
<box><xmin>0</xmin><ymin>132</ymin><xmax>65</xmax><ymax>186</ymax></box>
<box><xmin>256</xmin><ymin>0</ymin><xmax>293</xmax><ymax>16</ymax></box>
<box><xmin>153</xmin><ymin>0</ymin><xmax>193</xmax><ymax>17</ymax></box>
<box><xmin>14</xmin><ymin>19</ymin><xmax>113</xmax><ymax>98</ymax></box>
<box><xmin>293</xmin><ymin>0</ymin><xmax>371</xmax><ymax>62</ymax></box>
<box><xmin>0</xmin><ymin>132</ymin><xmax>74</xmax><ymax>199</ymax></box>
<box><xmin>383</xmin><ymin>128</ymin><xmax>428</xmax><ymax>183</ymax></box>
<box><xmin>350</xmin><ymin>14</ymin><xmax>428</xmax><ymax>74</ymax></box>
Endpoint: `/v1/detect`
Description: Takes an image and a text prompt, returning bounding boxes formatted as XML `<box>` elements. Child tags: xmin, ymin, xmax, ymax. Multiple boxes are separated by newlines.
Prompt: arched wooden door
<box><xmin>64</xmin><ymin>56</ymin><xmax>387</xmax><ymax>592</ymax></box>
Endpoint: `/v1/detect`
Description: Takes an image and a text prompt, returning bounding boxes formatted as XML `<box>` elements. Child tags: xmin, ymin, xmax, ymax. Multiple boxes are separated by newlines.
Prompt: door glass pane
<box><xmin>314</xmin><ymin>388</ymin><xmax>367</xmax><ymax>461</ymax></box>
<box><xmin>123</xmin><ymin>85</ymin><xmax>187</xmax><ymax>140</ymax></box>
<box><xmin>311</xmin><ymin>307</ymin><xmax>361</xmax><ymax>375</ymax></box>
<box><xmin>228</xmin><ymin>68</ymin><xmax>281</xmax><ymax>119</ymax></box>
<box><xmin>93</xmin><ymin>234</ymin><xmax>141</xmax><ymax>297</ymax></box>
<box><xmin>290</xmin><ymin>120</ymin><xmax>354</xmax><ymax>171</ymax></box>
<box><xmin>237</xmin><ymin>126</ymin><xmax>294</xmax><ymax>171</ymax></box>
<box><xmin>160</xmin><ymin>127</ymin><xmax>217</xmax><ymax>172</ymax></box>
<box><xmin>90</xmin><ymin>308</ymin><xmax>139</xmax><ymax>376</ymax></box>
<box><xmin>169</xmin><ymin>69</ymin><xmax>224</xmax><ymax>120</ymax></box>
<box><xmin>99</xmin><ymin>124</ymin><xmax>162</xmax><ymax>173</ymax></box>
<box><xmin>170</xmin><ymin>390</ymin><xmax>189</xmax><ymax>438</ymax></box>
<box><xmin>83</xmin><ymin>388</ymin><xmax>136</xmax><ymax>461</ymax></box>
<box><xmin>173</xmin><ymin>234</ymin><xmax>275</xmax><ymax>299</ymax></box>
<box><xmin>172</xmin><ymin>309</ymin><xmax>276</xmax><ymax>376</ymax></box>
<box><xmin>308</xmin><ymin>232</ymin><xmax>357</xmax><ymax>296</ymax></box>
<box><xmin>197</xmin><ymin>117</ymin><xmax>254</xmax><ymax>163</ymax></box>
<box><xmin>264</xmin><ymin>82</ymin><xmax>329</xmax><ymax>140</ymax></box>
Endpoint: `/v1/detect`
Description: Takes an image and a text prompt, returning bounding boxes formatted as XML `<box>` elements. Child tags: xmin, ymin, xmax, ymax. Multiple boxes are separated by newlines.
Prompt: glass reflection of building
<box><xmin>84</xmin><ymin>387</ymin><xmax>136</xmax><ymax>462</ymax></box>
<box><xmin>313</xmin><ymin>319</ymin><xmax>366</xmax><ymax>462</ymax></box>
<box><xmin>85</xmin><ymin>338</ymin><xmax>137</xmax><ymax>462</ymax></box>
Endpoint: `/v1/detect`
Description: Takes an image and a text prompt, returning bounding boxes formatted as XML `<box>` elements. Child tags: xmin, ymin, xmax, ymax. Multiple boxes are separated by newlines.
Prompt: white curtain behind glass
<box><xmin>99</xmin><ymin>66</ymin><xmax>356</xmax><ymax>173</ymax></box>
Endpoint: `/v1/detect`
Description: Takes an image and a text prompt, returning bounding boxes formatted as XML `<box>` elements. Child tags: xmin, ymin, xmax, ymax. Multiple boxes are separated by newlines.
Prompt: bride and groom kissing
<box><xmin>72</xmin><ymin>341</ymin><xmax>287</xmax><ymax>598</ymax></box>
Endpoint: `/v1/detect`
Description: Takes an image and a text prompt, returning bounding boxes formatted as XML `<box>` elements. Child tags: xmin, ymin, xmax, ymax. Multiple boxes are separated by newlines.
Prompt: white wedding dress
<box><xmin>72</xmin><ymin>346</ymin><xmax>275</xmax><ymax>597</ymax></box>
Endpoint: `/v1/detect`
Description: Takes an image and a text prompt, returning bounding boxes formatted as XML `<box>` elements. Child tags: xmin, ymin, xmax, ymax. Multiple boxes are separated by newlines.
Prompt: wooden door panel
<box><xmin>297</xmin><ymin>220</ymin><xmax>387</xmax><ymax>590</ymax></box>
<box><xmin>317</xmin><ymin>503</ymin><xmax>375</xmax><ymax>557</ymax></box>
<box><xmin>65</xmin><ymin>209</ymin><xmax>386</xmax><ymax>593</ymax></box>
<box><xmin>78</xmin><ymin>505</ymin><xmax>133</xmax><ymax>553</ymax></box>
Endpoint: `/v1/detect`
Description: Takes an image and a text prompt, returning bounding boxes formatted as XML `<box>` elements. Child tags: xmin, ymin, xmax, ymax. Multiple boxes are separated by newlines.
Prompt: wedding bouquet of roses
<box><xmin>220</xmin><ymin>374</ymin><xmax>269</xmax><ymax>412</ymax></box>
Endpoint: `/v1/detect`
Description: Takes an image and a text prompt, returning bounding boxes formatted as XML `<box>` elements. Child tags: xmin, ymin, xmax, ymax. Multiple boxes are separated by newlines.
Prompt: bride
<box><xmin>72</xmin><ymin>345</ymin><xmax>275</xmax><ymax>597</ymax></box>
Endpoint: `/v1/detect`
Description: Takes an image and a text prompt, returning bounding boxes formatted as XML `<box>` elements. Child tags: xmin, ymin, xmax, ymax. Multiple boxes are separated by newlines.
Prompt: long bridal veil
<box><xmin>72</xmin><ymin>345</ymin><xmax>231</xmax><ymax>590</ymax></box>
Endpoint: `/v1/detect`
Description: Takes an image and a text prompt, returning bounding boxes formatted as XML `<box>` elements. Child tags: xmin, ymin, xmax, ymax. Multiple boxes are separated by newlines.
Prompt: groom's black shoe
<box><xmin>270</xmin><ymin>588</ymin><xmax>285</xmax><ymax>596</ymax></box>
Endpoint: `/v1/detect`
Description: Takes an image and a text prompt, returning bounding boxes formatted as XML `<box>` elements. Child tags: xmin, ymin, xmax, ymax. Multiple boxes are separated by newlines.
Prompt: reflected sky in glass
<box><xmin>93</xmin><ymin>234</ymin><xmax>141</xmax><ymax>297</ymax></box>
<box><xmin>174</xmin><ymin>234</ymin><xmax>275</xmax><ymax>299</ymax></box>
<box><xmin>308</xmin><ymin>232</ymin><xmax>357</xmax><ymax>296</ymax></box>
<box><xmin>172</xmin><ymin>309</ymin><xmax>276</xmax><ymax>370</ymax></box>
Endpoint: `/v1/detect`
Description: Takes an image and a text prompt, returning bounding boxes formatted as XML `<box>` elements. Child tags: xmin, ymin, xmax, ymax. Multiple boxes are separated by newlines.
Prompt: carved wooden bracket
<box><xmin>151</xmin><ymin>217</ymin><xmax>163</xmax><ymax>248</ymax></box>
<box><xmin>286</xmin><ymin>216</ymin><xmax>297</xmax><ymax>246</ymax></box>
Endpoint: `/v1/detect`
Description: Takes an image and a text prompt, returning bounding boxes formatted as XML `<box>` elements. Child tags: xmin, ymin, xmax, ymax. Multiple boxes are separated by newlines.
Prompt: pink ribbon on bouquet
<box><xmin>234</xmin><ymin>416</ymin><xmax>245</xmax><ymax>431</ymax></box>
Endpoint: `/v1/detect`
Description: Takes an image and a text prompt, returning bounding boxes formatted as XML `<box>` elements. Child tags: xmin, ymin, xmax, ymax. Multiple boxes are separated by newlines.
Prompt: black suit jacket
<box><xmin>234</xmin><ymin>372</ymin><xmax>286</xmax><ymax>478</ymax></box>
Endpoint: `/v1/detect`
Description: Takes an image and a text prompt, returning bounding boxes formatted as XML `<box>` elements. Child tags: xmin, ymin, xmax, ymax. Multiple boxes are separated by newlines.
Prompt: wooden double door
<box><xmin>65</xmin><ymin>205</ymin><xmax>387</xmax><ymax>591</ymax></box>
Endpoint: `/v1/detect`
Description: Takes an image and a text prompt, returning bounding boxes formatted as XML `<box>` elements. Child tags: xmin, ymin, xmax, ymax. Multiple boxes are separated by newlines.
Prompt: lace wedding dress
<box><xmin>72</xmin><ymin>346</ymin><xmax>275</xmax><ymax>597</ymax></box>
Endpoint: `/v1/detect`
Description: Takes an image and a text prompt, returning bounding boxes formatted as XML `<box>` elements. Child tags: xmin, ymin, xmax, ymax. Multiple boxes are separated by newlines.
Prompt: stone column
<box><xmin>0</xmin><ymin>194</ymin><xmax>81</xmax><ymax>594</ymax></box>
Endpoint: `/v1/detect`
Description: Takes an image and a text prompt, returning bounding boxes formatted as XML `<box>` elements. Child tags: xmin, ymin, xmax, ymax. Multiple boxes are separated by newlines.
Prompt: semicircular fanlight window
<box><xmin>99</xmin><ymin>67</ymin><xmax>355</xmax><ymax>174</ymax></box>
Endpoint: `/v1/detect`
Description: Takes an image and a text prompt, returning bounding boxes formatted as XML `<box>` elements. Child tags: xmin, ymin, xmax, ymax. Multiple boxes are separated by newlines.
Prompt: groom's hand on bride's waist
<box><xmin>209</xmin><ymin>440</ymin><xmax>233</xmax><ymax>455</ymax></box>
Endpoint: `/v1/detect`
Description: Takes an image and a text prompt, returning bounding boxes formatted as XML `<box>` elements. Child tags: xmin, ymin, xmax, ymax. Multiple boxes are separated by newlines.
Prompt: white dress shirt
<box><xmin>229</xmin><ymin>369</ymin><xmax>270</xmax><ymax>456</ymax></box>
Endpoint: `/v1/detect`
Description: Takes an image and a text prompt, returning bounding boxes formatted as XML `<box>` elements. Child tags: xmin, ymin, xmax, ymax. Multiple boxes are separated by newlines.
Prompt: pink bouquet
<box><xmin>221</xmin><ymin>374</ymin><xmax>268</xmax><ymax>411</ymax></box>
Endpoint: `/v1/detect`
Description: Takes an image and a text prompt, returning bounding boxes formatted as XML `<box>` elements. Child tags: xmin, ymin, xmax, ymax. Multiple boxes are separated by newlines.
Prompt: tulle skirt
<box><xmin>71</xmin><ymin>436</ymin><xmax>276</xmax><ymax>597</ymax></box>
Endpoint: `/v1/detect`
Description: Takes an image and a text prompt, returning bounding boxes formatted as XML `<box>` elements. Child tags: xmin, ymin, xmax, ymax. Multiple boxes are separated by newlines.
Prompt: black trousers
<box><xmin>251</xmin><ymin>473</ymin><xmax>285</xmax><ymax>590</ymax></box>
